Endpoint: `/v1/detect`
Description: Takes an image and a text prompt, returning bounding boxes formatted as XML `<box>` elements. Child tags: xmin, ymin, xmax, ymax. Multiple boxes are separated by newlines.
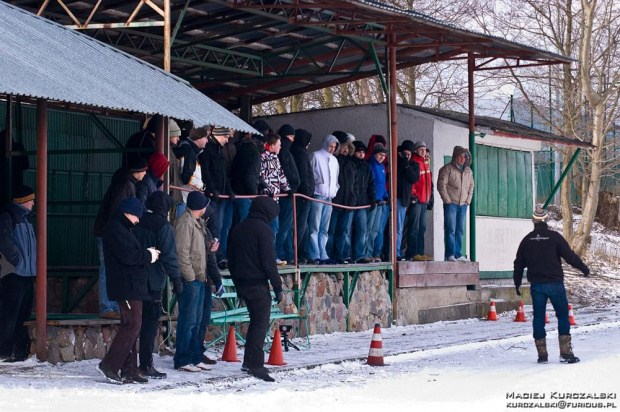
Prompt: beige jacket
<box><xmin>437</xmin><ymin>146</ymin><xmax>474</xmax><ymax>206</ymax></box>
<box><xmin>174</xmin><ymin>209</ymin><xmax>207</xmax><ymax>282</ymax></box>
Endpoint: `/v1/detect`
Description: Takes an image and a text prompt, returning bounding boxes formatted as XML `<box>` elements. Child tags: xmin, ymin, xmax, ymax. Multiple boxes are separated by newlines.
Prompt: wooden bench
<box><xmin>208</xmin><ymin>278</ymin><xmax>310</xmax><ymax>349</ymax></box>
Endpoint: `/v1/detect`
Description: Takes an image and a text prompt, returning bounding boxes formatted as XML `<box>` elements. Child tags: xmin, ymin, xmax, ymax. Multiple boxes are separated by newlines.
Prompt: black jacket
<box><xmin>396</xmin><ymin>155</ymin><xmax>420</xmax><ymax>206</ymax></box>
<box><xmin>278</xmin><ymin>138</ymin><xmax>300</xmax><ymax>193</ymax></box>
<box><xmin>136</xmin><ymin>170</ymin><xmax>163</xmax><ymax>205</ymax></box>
<box><xmin>103</xmin><ymin>212</ymin><xmax>152</xmax><ymax>301</ymax></box>
<box><xmin>290</xmin><ymin>136</ymin><xmax>315</xmax><ymax>197</ymax></box>
<box><xmin>514</xmin><ymin>222</ymin><xmax>589</xmax><ymax>288</ymax></box>
<box><xmin>227</xmin><ymin>197</ymin><xmax>282</xmax><ymax>295</ymax></box>
<box><xmin>230</xmin><ymin>137</ymin><xmax>265</xmax><ymax>195</ymax></box>
<box><xmin>133</xmin><ymin>192</ymin><xmax>182</xmax><ymax>295</ymax></box>
<box><xmin>200</xmin><ymin>138</ymin><xmax>233</xmax><ymax>197</ymax></box>
<box><xmin>351</xmin><ymin>156</ymin><xmax>375</xmax><ymax>206</ymax></box>
<box><xmin>177</xmin><ymin>139</ymin><xmax>203</xmax><ymax>186</ymax></box>
<box><xmin>94</xmin><ymin>168</ymin><xmax>139</xmax><ymax>237</ymax></box>
<box><xmin>333</xmin><ymin>156</ymin><xmax>357</xmax><ymax>207</ymax></box>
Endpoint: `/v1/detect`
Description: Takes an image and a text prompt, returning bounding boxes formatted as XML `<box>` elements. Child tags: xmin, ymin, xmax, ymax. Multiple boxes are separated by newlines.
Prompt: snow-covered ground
<box><xmin>1</xmin><ymin>214</ymin><xmax>619</xmax><ymax>412</ymax></box>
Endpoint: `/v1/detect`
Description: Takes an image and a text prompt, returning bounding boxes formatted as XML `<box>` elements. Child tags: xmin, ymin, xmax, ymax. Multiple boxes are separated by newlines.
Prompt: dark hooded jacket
<box><xmin>333</xmin><ymin>155</ymin><xmax>357</xmax><ymax>207</ymax></box>
<box><xmin>103</xmin><ymin>212</ymin><xmax>152</xmax><ymax>301</ymax></box>
<box><xmin>200</xmin><ymin>136</ymin><xmax>233</xmax><ymax>198</ymax></box>
<box><xmin>278</xmin><ymin>137</ymin><xmax>300</xmax><ymax>193</ymax></box>
<box><xmin>94</xmin><ymin>168</ymin><xmax>140</xmax><ymax>237</ymax></box>
<box><xmin>351</xmin><ymin>155</ymin><xmax>375</xmax><ymax>206</ymax></box>
<box><xmin>397</xmin><ymin>141</ymin><xmax>420</xmax><ymax>206</ymax></box>
<box><xmin>133</xmin><ymin>192</ymin><xmax>182</xmax><ymax>295</ymax></box>
<box><xmin>124</xmin><ymin>115</ymin><xmax>162</xmax><ymax>167</ymax></box>
<box><xmin>230</xmin><ymin>137</ymin><xmax>266</xmax><ymax>195</ymax></box>
<box><xmin>290</xmin><ymin>131</ymin><xmax>315</xmax><ymax>197</ymax></box>
<box><xmin>227</xmin><ymin>197</ymin><xmax>282</xmax><ymax>294</ymax></box>
<box><xmin>136</xmin><ymin>170</ymin><xmax>163</xmax><ymax>205</ymax></box>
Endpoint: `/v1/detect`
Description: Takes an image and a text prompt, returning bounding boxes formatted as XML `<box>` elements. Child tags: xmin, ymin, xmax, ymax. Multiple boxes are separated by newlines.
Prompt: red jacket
<box><xmin>411</xmin><ymin>153</ymin><xmax>432</xmax><ymax>204</ymax></box>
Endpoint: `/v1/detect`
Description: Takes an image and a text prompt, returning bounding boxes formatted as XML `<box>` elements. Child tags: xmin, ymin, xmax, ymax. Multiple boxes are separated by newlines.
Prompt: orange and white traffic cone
<box><xmin>487</xmin><ymin>301</ymin><xmax>498</xmax><ymax>321</ymax></box>
<box><xmin>366</xmin><ymin>323</ymin><xmax>385</xmax><ymax>366</ymax></box>
<box><xmin>514</xmin><ymin>301</ymin><xmax>527</xmax><ymax>322</ymax></box>
<box><xmin>545</xmin><ymin>313</ymin><xmax>550</xmax><ymax>324</ymax></box>
<box><xmin>266</xmin><ymin>329</ymin><xmax>287</xmax><ymax>366</ymax></box>
<box><xmin>568</xmin><ymin>304</ymin><xmax>576</xmax><ymax>326</ymax></box>
<box><xmin>221</xmin><ymin>325</ymin><xmax>240</xmax><ymax>362</ymax></box>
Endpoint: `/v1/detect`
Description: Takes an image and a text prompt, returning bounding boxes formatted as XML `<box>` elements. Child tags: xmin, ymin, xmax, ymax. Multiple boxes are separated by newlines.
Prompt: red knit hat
<box><xmin>148</xmin><ymin>153</ymin><xmax>169</xmax><ymax>178</ymax></box>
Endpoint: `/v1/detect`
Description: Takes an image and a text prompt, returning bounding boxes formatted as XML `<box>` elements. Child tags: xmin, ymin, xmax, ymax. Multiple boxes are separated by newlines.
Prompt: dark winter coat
<box><xmin>227</xmin><ymin>197</ymin><xmax>282</xmax><ymax>295</ymax></box>
<box><xmin>0</xmin><ymin>202</ymin><xmax>36</xmax><ymax>278</ymax></box>
<box><xmin>396</xmin><ymin>155</ymin><xmax>420</xmax><ymax>207</ymax></box>
<box><xmin>513</xmin><ymin>222</ymin><xmax>589</xmax><ymax>289</ymax></box>
<box><xmin>133</xmin><ymin>192</ymin><xmax>182</xmax><ymax>294</ymax></box>
<box><xmin>200</xmin><ymin>138</ymin><xmax>233</xmax><ymax>197</ymax></box>
<box><xmin>333</xmin><ymin>156</ymin><xmax>358</xmax><ymax>207</ymax></box>
<box><xmin>136</xmin><ymin>170</ymin><xmax>163</xmax><ymax>205</ymax></box>
<box><xmin>278</xmin><ymin>137</ymin><xmax>300</xmax><ymax>193</ymax></box>
<box><xmin>351</xmin><ymin>156</ymin><xmax>375</xmax><ymax>207</ymax></box>
<box><xmin>93</xmin><ymin>168</ymin><xmax>140</xmax><ymax>237</ymax></box>
<box><xmin>290</xmin><ymin>134</ymin><xmax>315</xmax><ymax>197</ymax></box>
<box><xmin>230</xmin><ymin>137</ymin><xmax>265</xmax><ymax>195</ymax></box>
<box><xmin>177</xmin><ymin>139</ymin><xmax>203</xmax><ymax>187</ymax></box>
<box><xmin>124</xmin><ymin>130</ymin><xmax>154</xmax><ymax>168</ymax></box>
<box><xmin>102</xmin><ymin>212</ymin><xmax>152</xmax><ymax>301</ymax></box>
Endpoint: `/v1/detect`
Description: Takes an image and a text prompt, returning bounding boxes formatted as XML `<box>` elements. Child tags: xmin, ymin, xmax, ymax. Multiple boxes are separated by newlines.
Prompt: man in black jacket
<box><xmin>514</xmin><ymin>206</ymin><xmax>590</xmax><ymax>364</ymax></box>
<box><xmin>230</xmin><ymin>134</ymin><xmax>267</xmax><ymax>221</ymax></box>
<box><xmin>395</xmin><ymin>141</ymin><xmax>420</xmax><ymax>260</ymax></box>
<box><xmin>350</xmin><ymin>142</ymin><xmax>375</xmax><ymax>263</ymax></box>
<box><xmin>227</xmin><ymin>197</ymin><xmax>282</xmax><ymax>382</ymax></box>
<box><xmin>290</xmin><ymin>129</ymin><xmax>315</xmax><ymax>263</ymax></box>
<box><xmin>327</xmin><ymin>141</ymin><xmax>356</xmax><ymax>263</ymax></box>
<box><xmin>124</xmin><ymin>115</ymin><xmax>162</xmax><ymax>167</ymax></box>
<box><xmin>97</xmin><ymin>198</ymin><xmax>160</xmax><ymax>384</ymax></box>
<box><xmin>275</xmin><ymin>124</ymin><xmax>300</xmax><ymax>263</ymax></box>
<box><xmin>133</xmin><ymin>192</ymin><xmax>184</xmax><ymax>379</ymax></box>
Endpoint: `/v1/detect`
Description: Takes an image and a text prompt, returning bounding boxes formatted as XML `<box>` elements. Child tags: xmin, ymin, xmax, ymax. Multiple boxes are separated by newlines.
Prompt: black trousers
<box><xmin>139</xmin><ymin>291</ymin><xmax>163</xmax><ymax>369</ymax></box>
<box><xmin>0</xmin><ymin>273</ymin><xmax>34</xmax><ymax>358</ymax></box>
<box><xmin>237</xmin><ymin>284</ymin><xmax>271</xmax><ymax>369</ymax></box>
<box><xmin>101</xmin><ymin>300</ymin><xmax>142</xmax><ymax>376</ymax></box>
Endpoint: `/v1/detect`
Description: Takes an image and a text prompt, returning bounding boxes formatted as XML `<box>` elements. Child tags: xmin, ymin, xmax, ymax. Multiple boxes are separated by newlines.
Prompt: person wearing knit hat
<box><xmin>514</xmin><ymin>204</ymin><xmax>590</xmax><ymax>365</ymax></box>
<box><xmin>437</xmin><ymin>146</ymin><xmax>474</xmax><ymax>262</ymax></box>
<box><xmin>128</xmin><ymin>157</ymin><xmax>148</xmax><ymax>173</ymax></box>
<box><xmin>405</xmin><ymin>140</ymin><xmax>433</xmax><ymax>262</ymax></box>
<box><xmin>396</xmin><ymin>140</ymin><xmax>420</xmax><ymax>261</ymax></box>
<box><xmin>278</xmin><ymin>124</ymin><xmax>295</xmax><ymax>139</ymax></box>
<box><xmin>169</xmin><ymin>119</ymin><xmax>181</xmax><ymax>138</ymax></box>
<box><xmin>173</xmin><ymin>127</ymin><xmax>209</xmax><ymax>216</ymax></box>
<box><xmin>253</xmin><ymin>119</ymin><xmax>272</xmax><ymax>136</ymax></box>
<box><xmin>365</xmin><ymin>141</ymin><xmax>389</xmax><ymax>262</ymax></box>
<box><xmin>136</xmin><ymin>153</ymin><xmax>169</xmax><ymax>204</ymax></box>
<box><xmin>212</xmin><ymin>127</ymin><xmax>231</xmax><ymax>137</ymax></box>
<box><xmin>332</xmin><ymin>131</ymin><xmax>349</xmax><ymax>145</ymax></box>
<box><xmin>97</xmin><ymin>195</ymin><xmax>159</xmax><ymax>384</ymax></box>
<box><xmin>275</xmin><ymin>124</ymin><xmax>299</xmax><ymax>264</ymax></box>
<box><xmin>352</xmin><ymin>141</ymin><xmax>367</xmax><ymax>154</ymax></box>
<box><xmin>0</xmin><ymin>185</ymin><xmax>37</xmax><ymax>362</ymax></box>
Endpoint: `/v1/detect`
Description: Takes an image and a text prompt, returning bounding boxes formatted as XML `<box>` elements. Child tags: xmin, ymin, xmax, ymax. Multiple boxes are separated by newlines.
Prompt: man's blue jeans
<box><xmin>233</xmin><ymin>198</ymin><xmax>252</xmax><ymax>222</ymax></box>
<box><xmin>296</xmin><ymin>198</ymin><xmax>312</xmax><ymax>260</ymax></box>
<box><xmin>443</xmin><ymin>203</ymin><xmax>468</xmax><ymax>259</ymax></box>
<box><xmin>219</xmin><ymin>199</ymin><xmax>234</xmax><ymax>261</ymax></box>
<box><xmin>275</xmin><ymin>197</ymin><xmax>294</xmax><ymax>261</ymax></box>
<box><xmin>308</xmin><ymin>196</ymin><xmax>332</xmax><ymax>260</ymax></box>
<box><xmin>97</xmin><ymin>237</ymin><xmax>119</xmax><ymax>314</ymax></box>
<box><xmin>366</xmin><ymin>204</ymin><xmax>387</xmax><ymax>258</ymax></box>
<box><xmin>327</xmin><ymin>208</ymin><xmax>353</xmax><ymax>260</ymax></box>
<box><xmin>396</xmin><ymin>201</ymin><xmax>408</xmax><ymax>258</ymax></box>
<box><xmin>406</xmin><ymin>203</ymin><xmax>427</xmax><ymax>258</ymax></box>
<box><xmin>173</xmin><ymin>280</ymin><xmax>205</xmax><ymax>369</ymax></box>
<box><xmin>198</xmin><ymin>284</ymin><xmax>213</xmax><ymax>354</ymax></box>
<box><xmin>352</xmin><ymin>208</ymin><xmax>369</xmax><ymax>260</ymax></box>
<box><xmin>269</xmin><ymin>215</ymin><xmax>280</xmax><ymax>250</ymax></box>
<box><xmin>374</xmin><ymin>203</ymin><xmax>389</xmax><ymax>257</ymax></box>
<box><xmin>530</xmin><ymin>282</ymin><xmax>570</xmax><ymax>340</ymax></box>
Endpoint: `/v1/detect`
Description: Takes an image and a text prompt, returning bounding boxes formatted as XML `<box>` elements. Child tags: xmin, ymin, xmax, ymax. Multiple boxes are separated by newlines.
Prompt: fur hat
<box><xmin>187</xmin><ymin>191</ymin><xmax>208</xmax><ymax>211</ymax></box>
<box><xmin>13</xmin><ymin>185</ymin><xmax>35</xmax><ymax>204</ymax></box>
<box><xmin>117</xmin><ymin>197</ymin><xmax>144</xmax><ymax>218</ymax></box>
<box><xmin>278</xmin><ymin>124</ymin><xmax>295</xmax><ymax>137</ymax></box>
<box><xmin>128</xmin><ymin>157</ymin><xmax>148</xmax><ymax>172</ymax></box>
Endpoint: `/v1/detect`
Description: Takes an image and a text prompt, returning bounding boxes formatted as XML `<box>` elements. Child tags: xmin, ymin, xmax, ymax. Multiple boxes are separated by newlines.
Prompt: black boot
<box><xmin>245</xmin><ymin>366</ymin><xmax>275</xmax><ymax>382</ymax></box>
<box><xmin>559</xmin><ymin>335</ymin><xmax>580</xmax><ymax>363</ymax></box>
<box><xmin>535</xmin><ymin>339</ymin><xmax>548</xmax><ymax>364</ymax></box>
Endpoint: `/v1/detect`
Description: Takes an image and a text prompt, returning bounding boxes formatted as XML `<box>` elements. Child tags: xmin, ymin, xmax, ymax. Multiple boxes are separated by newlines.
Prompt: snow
<box><xmin>1</xmin><ymin>215</ymin><xmax>619</xmax><ymax>412</ymax></box>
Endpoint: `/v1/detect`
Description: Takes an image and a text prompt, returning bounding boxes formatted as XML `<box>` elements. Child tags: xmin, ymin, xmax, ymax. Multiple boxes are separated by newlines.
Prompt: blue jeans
<box><xmin>530</xmin><ymin>282</ymin><xmax>570</xmax><ymax>340</ymax></box>
<box><xmin>327</xmin><ymin>208</ymin><xmax>353</xmax><ymax>260</ymax></box>
<box><xmin>219</xmin><ymin>199</ymin><xmax>234</xmax><ymax>260</ymax></box>
<box><xmin>374</xmin><ymin>203</ymin><xmax>389</xmax><ymax>257</ymax></box>
<box><xmin>352</xmin><ymin>209</ymin><xmax>368</xmax><ymax>260</ymax></box>
<box><xmin>97</xmin><ymin>237</ymin><xmax>119</xmax><ymax>314</ymax></box>
<box><xmin>233</xmin><ymin>198</ymin><xmax>252</xmax><ymax>222</ymax></box>
<box><xmin>308</xmin><ymin>196</ymin><xmax>332</xmax><ymax>260</ymax></box>
<box><xmin>275</xmin><ymin>197</ymin><xmax>294</xmax><ymax>261</ymax></box>
<box><xmin>269</xmin><ymin>215</ymin><xmax>279</xmax><ymax>250</ymax></box>
<box><xmin>296</xmin><ymin>198</ymin><xmax>312</xmax><ymax>260</ymax></box>
<box><xmin>366</xmin><ymin>204</ymin><xmax>387</xmax><ymax>258</ymax></box>
<box><xmin>396</xmin><ymin>201</ymin><xmax>408</xmax><ymax>258</ymax></box>
<box><xmin>174</xmin><ymin>280</ymin><xmax>205</xmax><ymax>369</ymax></box>
<box><xmin>198</xmin><ymin>284</ymin><xmax>213</xmax><ymax>352</ymax></box>
<box><xmin>443</xmin><ymin>203</ymin><xmax>468</xmax><ymax>259</ymax></box>
<box><xmin>406</xmin><ymin>203</ymin><xmax>427</xmax><ymax>258</ymax></box>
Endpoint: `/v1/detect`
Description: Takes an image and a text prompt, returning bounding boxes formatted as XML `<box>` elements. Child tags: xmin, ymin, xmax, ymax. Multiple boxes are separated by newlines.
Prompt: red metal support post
<box><xmin>35</xmin><ymin>99</ymin><xmax>48</xmax><ymax>362</ymax></box>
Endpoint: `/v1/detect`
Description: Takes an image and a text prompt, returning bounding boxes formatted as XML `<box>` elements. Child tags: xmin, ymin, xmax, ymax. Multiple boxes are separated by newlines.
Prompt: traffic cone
<box><xmin>568</xmin><ymin>304</ymin><xmax>576</xmax><ymax>325</ymax></box>
<box><xmin>266</xmin><ymin>329</ymin><xmax>287</xmax><ymax>366</ymax></box>
<box><xmin>487</xmin><ymin>301</ymin><xmax>498</xmax><ymax>321</ymax></box>
<box><xmin>221</xmin><ymin>325</ymin><xmax>240</xmax><ymax>362</ymax></box>
<box><xmin>514</xmin><ymin>301</ymin><xmax>527</xmax><ymax>322</ymax></box>
<box><xmin>545</xmin><ymin>313</ymin><xmax>550</xmax><ymax>324</ymax></box>
<box><xmin>366</xmin><ymin>323</ymin><xmax>385</xmax><ymax>366</ymax></box>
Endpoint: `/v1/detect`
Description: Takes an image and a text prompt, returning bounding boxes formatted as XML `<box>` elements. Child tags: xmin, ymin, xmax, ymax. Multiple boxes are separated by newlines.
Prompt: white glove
<box><xmin>147</xmin><ymin>247</ymin><xmax>160</xmax><ymax>263</ymax></box>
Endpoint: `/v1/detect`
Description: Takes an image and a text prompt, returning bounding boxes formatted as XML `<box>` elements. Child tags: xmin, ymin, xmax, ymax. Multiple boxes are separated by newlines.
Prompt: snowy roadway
<box><xmin>1</xmin><ymin>304</ymin><xmax>619</xmax><ymax>412</ymax></box>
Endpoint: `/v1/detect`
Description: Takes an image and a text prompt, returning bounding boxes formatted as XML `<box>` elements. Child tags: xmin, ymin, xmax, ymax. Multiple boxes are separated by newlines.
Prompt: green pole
<box><xmin>468</xmin><ymin>55</ymin><xmax>476</xmax><ymax>262</ymax></box>
<box><xmin>543</xmin><ymin>148</ymin><xmax>581</xmax><ymax>209</ymax></box>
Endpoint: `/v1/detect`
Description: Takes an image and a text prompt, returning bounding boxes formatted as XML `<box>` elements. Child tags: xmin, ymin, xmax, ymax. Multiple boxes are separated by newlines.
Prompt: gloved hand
<box><xmin>172</xmin><ymin>277</ymin><xmax>184</xmax><ymax>296</ymax></box>
<box><xmin>215</xmin><ymin>284</ymin><xmax>225</xmax><ymax>297</ymax></box>
<box><xmin>210</xmin><ymin>190</ymin><xmax>220</xmax><ymax>202</ymax></box>
<box><xmin>266</xmin><ymin>190</ymin><xmax>274</xmax><ymax>198</ymax></box>
<box><xmin>285</xmin><ymin>189</ymin><xmax>295</xmax><ymax>198</ymax></box>
<box><xmin>274</xmin><ymin>290</ymin><xmax>284</xmax><ymax>304</ymax></box>
<box><xmin>583</xmin><ymin>267</ymin><xmax>590</xmax><ymax>277</ymax></box>
<box><xmin>147</xmin><ymin>247</ymin><xmax>160</xmax><ymax>263</ymax></box>
<box><xmin>515</xmin><ymin>286</ymin><xmax>521</xmax><ymax>296</ymax></box>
